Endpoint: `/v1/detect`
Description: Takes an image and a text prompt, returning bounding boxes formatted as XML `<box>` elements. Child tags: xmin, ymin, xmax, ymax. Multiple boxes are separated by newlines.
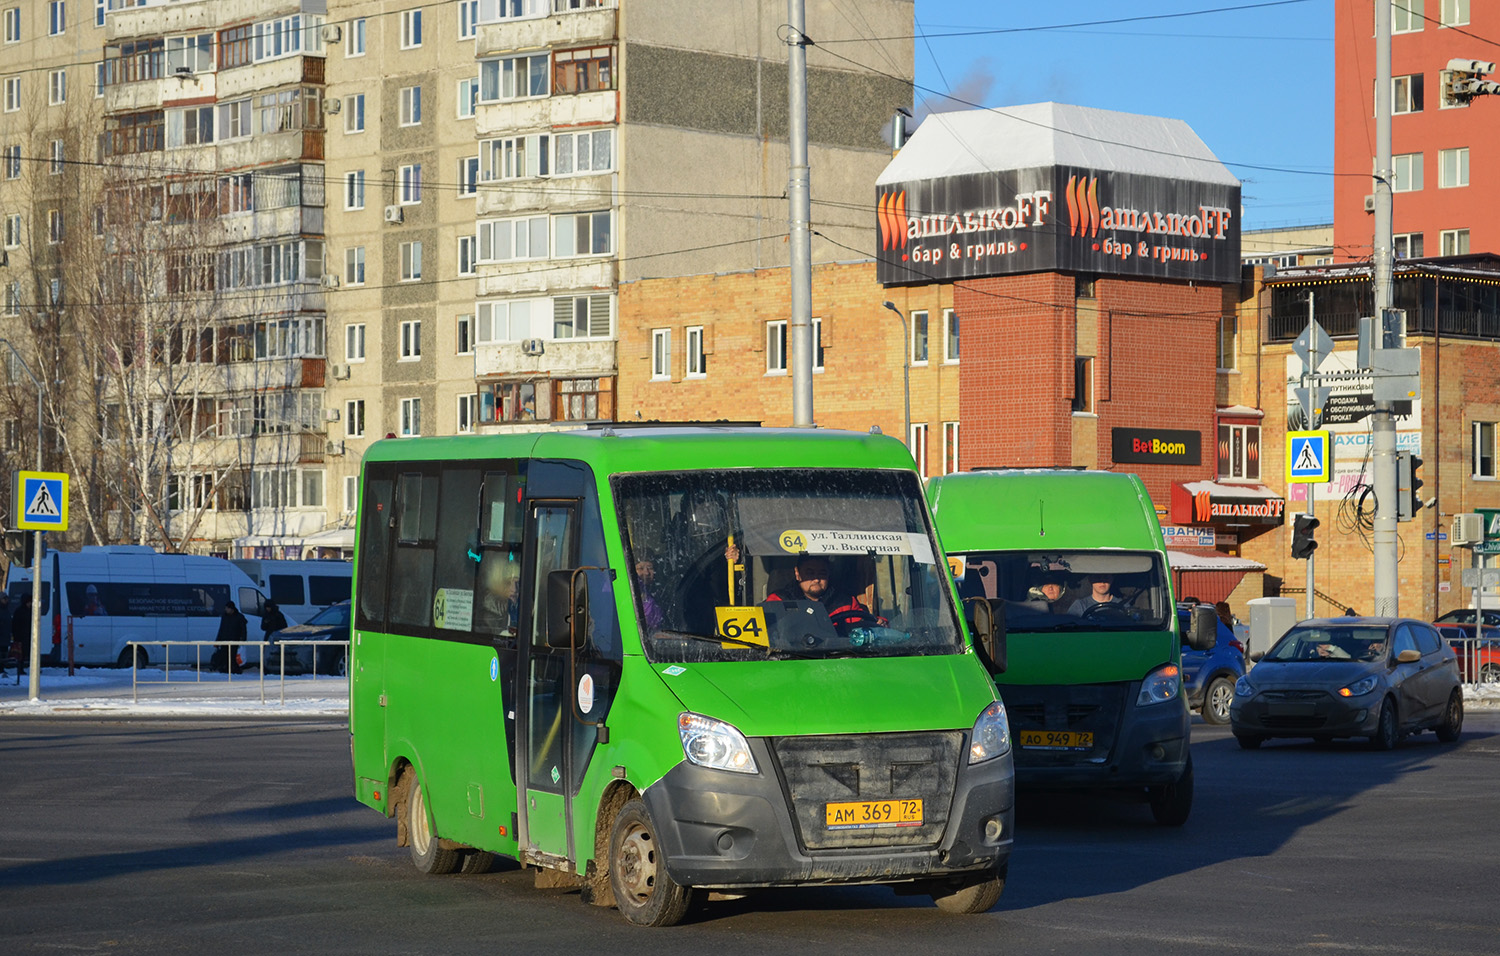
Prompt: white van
<box><xmin>33</xmin><ymin>547</ymin><xmax>271</xmax><ymax>668</ymax></box>
<box><xmin>229</xmin><ymin>559</ymin><xmax>351</xmax><ymax>626</ymax></box>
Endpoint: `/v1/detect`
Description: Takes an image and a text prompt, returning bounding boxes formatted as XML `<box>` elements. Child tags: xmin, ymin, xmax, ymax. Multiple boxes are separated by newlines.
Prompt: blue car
<box><xmin>1178</xmin><ymin>604</ymin><xmax>1246</xmax><ymax>725</ymax></box>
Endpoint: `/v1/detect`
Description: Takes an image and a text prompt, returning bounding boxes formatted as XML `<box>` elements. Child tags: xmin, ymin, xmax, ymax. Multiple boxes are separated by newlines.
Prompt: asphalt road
<box><xmin>2</xmin><ymin>715</ymin><xmax>1497</xmax><ymax>956</ymax></box>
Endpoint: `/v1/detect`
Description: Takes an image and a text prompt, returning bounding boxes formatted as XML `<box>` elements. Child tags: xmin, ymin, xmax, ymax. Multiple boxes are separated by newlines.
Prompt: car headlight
<box><xmin>678</xmin><ymin>712</ymin><xmax>758</xmax><ymax>774</ymax></box>
<box><xmin>969</xmin><ymin>700</ymin><xmax>1011</xmax><ymax>764</ymax></box>
<box><xmin>1338</xmin><ymin>675</ymin><xmax>1378</xmax><ymax>698</ymax></box>
<box><xmin>1235</xmin><ymin>675</ymin><xmax>1253</xmax><ymax>697</ymax></box>
<box><xmin>1137</xmin><ymin>663</ymin><xmax>1181</xmax><ymax>706</ymax></box>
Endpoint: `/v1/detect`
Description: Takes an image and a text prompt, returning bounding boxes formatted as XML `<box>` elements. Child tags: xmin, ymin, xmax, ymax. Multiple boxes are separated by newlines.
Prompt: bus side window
<box><xmin>389</xmin><ymin>472</ymin><xmax>440</xmax><ymax>631</ymax></box>
<box><xmin>356</xmin><ymin>473</ymin><xmax>394</xmax><ymax>632</ymax></box>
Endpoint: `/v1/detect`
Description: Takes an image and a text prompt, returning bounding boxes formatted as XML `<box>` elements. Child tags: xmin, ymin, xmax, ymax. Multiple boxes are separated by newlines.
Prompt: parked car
<box><xmin>1435</xmin><ymin>608</ymin><xmax>1500</xmax><ymax>627</ymax></box>
<box><xmin>1435</xmin><ymin>623</ymin><xmax>1500</xmax><ymax>683</ymax></box>
<box><xmin>1177</xmin><ymin>604</ymin><xmax>1245</xmax><ymax>725</ymax></box>
<box><xmin>1230</xmin><ymin>617</ymin><xmax>1463</xmax><ymax>750</ymax></box>
<box><xmin>264</xmin><ymin>601</ymin><xmax>351</xmax><ymax>677</ymax></box>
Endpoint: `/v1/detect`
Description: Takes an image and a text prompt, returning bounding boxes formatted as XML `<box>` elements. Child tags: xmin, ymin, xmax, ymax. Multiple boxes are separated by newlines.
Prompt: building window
<box><xmin>399</xmin><ymin>86</ymin><xmax>422</xmax><ymax>126</ymax></box>
<box><xmin>477</xmin><ymin>215</ymin><xmax>549</xmax><ymax>262</ymax></box>
<box><xmin>456</xmin><ymin>314</ymin><xmax>473</xmax><ymax>355</ymax></box>
<box><xmin>400</xmin><ymin>9</ymin><xmax>422</xmax><ymax>48</ymax></box>
<box><xmin>400</xmin><ymin>241</ymin><xmax>422</xmax><ymax>281</ymax></box>
<box><xmin>766</xmin><ymin>320</ymin><xmax>787</xmax><ymax>374</ymax></box>
<box><xmin>457</xmin><ymin>393</ymin><xmax>478</xmax><ymax>434</ymax></box>
<box><xmin>95</xmin><ymin>62</ymin><xmax>104</xmax><ymax>96</ymax></box>
<box><xmin>3</xmin><ymin>280</ymin><xmax>18</xmax><ymax>316</ymax></box>
<box><xmin>47</xmin><ymin>208</ymin><xmax>63</xmax><ymax>243</ymax></box>
<box><xmin>3</xmin><ymin>76</ymin><xmax>19</xmax><ymax>112</ymax></box>
<box><xmin>1393</xmin><ymin>232</ymin><xmax>1424</xmax><ymax>258</ymax></box>
<box><xmin>48</xmin><ymin>69</ymin><xmax>66</xmax><ymax>105</ymax></box>
<box><xmin>347</xmin><ymin>18</ymin><xmax>365</xmax><ymax>56</ymax></box>
<box><xmin>686</xmin><ymin>326</ymin><xmax>706</xmax><ymax>378</ymax></box>
<box><xmin>3</xmin><ymin>213</ymin><xmax>18</xmax><ymax>247</ymax></box>
<box><xmin>1475</xmin><ymin>421</ymin><xmax>1496</xmax><ymax>477</ymax></box>
<box><xmin>911</xmin><ymin>310</ymin><xmax>929</xmax><ymax>364</ymax></box>
<box><xmin>457</xmin><ymin>77</ymin><xmax>478</xmax><ymax>118</ymax></box>
<box><xmin>49</xmin><ymin>139</ymin><xmax>64</xmax><ymax>174</ymax></box>
<box><xmin>345</xmin><ymin>400</ymin><xmax>365</xmax><ymax>438</ymax></box>
<box><xmin>812</xmin><ymin>317</ymin><xmax>825</xmax><ymax>371</ymax></box>
<box><xmin>400</xmin><ymin>398</ymin><xmax>422</xmax><ymax>437</ymax></box>
<box><xmin>554</xmin><ymin>377</ymin><xmax>612</xmax><ymax>422</ymax></box>
<box><xmin>1218</xmin><ymin>423</ymin><xmax>1261</xmax><ymax>481</ymax></box>
<box><xmin>1072</xmin><ymin>357</ymin><xmax>1093</xmax><ymax>413</ymax></box>
<box><xmin>552</xmin><ymin>46</ymin><xmax>614</xmax><ymax>94</ymax></box>
<box><xmin>944</xmin><ymin>309</ymin><xmax>959</xmax><ymax>363</ymax></box>
<box><xmin>1393</xmin><ymin>0</ymin><xmax>1423</xmax><ymax>33</ymax></box>
<box><xmin>553</xmin><ymin>210</ymin><xmax>611</xmax><ymax>257</ymax></box>
<box><xmin>1441</xmin><ymin>0</ymin><xmax>1468</xmax><ymax>25</ymax></box>
<box><xmin>1391</xmin><ymin>152</ymin><xmax>1422</xmax><ymax>192</ymax></box>
<box><xmin>554</xmin><ymin>128</ymin><xmax>612</xmax><ymax>175</ymax></box>
<box><xmin>344</xmin><ymin>94</ymin><xmax>364</xmax><ymax>132</ymax></box>
<box><xmin>1217</xmin><ymin>315</ymin><xmax>1237</xmax><ymax>370</ymax></box>
<box><xmin>909</xmin><ymin>423</ymin><xmax>929</xmax><ymax>479</ymax></box>
<box><xmin>459</xmin><ymin>1</ymin><xmax>479</xmax><ymax>38</ymax></box>
<box><xmin>2</xmin><ymin>8</ymin><xmax>19</xmax><ymax>44</ymax></box>
<box><xmin>1389</xmin><ymin>74</ymin><xmax>1423</xmax><ymax>114</ymax></box>
<box><xmin>457</xmin><ymin>156</ymin><xmax>479</xmax><ymax>197</ymax></box>
<box><xmin>2</xmin><ymin>144</ymin><xmax>17</xmax><ymax>177</ymax></box>
<box><xmin>479</xmin><ymin>53</ymin><xmax>549</xmax><ymax>102</ymax></box>
<box><xmin>1439</xmin><ymin>147</ymin><xmax>1469</xmax><ymax>188</ymax></box>
<box><xmin>651</xmin><ymin>328</ymin><xmax>671</xmax><ymax>380</ymax></box>
<box><xmin>457</xmin><ymin>235</ymin><xmax>477</xmax><ymax>276</ymax></box>
<box><xmin>94</xmin><ymin>0</ymin><xmax>102</xmax><ymax>27</ymax></box>
<box><xmin>400</xmin><ymin>320</ymin><xmax>421</xmax><ymax>360</ymax></box>
<box><xmin>345</xmin><ymin>322</ymin><xmax>366</xmax><ymax>361</ymax></box>
<box><xmin>477</xmin><ymin>298</ymin><xmax>542</xmax><ymax>343</ymax></box>
<box><xmin>343</xmin><ymin>475</ymin><xmax>358</xmax><ymax>514</ymax></box>
<box><xmin>399</xmin><ymin>164</ymin><xmax>422</xmax><ymax>204</ymax></box>
<box><xmin>1441</xmin><ymin>228</ymin><xmax>1470</xmax><ymax>256</ymax></box>
<box><xmin>943</xmin><ymin>422</ymin><xmax>960</xmax><ymax>475</ymax></box>
<box><xmin>344</xmin><ymin>170</ymin><xmax>364</xmax><ymax>210</ymax></box>
<box><xmin>552</xmin><ymin>293</ymin><xmax>611</xmax><ymax>339</ymax></box>
<box><xmin>343</xmin><ymin>246</ymin><xmax>365</xmax><ymax>285</ymax></box>
<box><xmin>48</xmin><ymin>0</ymin><xmax>63</xmax><ymax>36</ymax></box>
<box><xmin>481</xmin><ymin>133</ymin><xmax>550</xmax><ymax>181</ymax></box>
<box><xmin>1075</xmin><ymin>275</ymin><xmax>1096</xmax><ymax>299</ymax></box>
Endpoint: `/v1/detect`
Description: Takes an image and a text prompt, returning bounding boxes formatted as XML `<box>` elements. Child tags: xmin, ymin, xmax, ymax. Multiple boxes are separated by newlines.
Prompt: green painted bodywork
<box><xmin>926</xmin><ymin>470</ymin><xmax>1179</xmax><ymax>686</ymax></box>
<box><xmin>351</xmin><ymin>427</ymin><xmax>998</xmax><ymax>877</ymax></box>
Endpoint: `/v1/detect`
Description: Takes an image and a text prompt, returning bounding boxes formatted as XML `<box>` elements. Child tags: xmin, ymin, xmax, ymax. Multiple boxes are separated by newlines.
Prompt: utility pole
<box><xmin>1305</xmin><ymin>294</ymin><xmax>1317</xmax><ymax>619</ymax></box>
<box><xmin>787</xmin><ymin>0</ymin><xmax>814</xmax><ymax>428</ymax></box>
<box><xmin>0</xmin><ymin>339</ymin><xmax>45</xmax><ymax>701</ymax></box>
<box><xmin>1370</xmin><ymin>0</ymin><xmax>1399</xmax><ymax>616</ymax></box>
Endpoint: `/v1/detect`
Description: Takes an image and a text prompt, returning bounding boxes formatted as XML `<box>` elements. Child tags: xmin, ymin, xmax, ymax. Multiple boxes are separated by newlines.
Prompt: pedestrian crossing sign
<box><xmin>1286</xmin><ymin>431</ymin><xmax>1331</xmax><ymax>484</ymax></box>
<box><xmin>15</xmin><ymin>470</ymin><xmax>68</xmax><ymax>530</ymax></box>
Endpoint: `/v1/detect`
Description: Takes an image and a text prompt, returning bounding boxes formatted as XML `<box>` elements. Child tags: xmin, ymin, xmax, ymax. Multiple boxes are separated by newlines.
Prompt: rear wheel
<box><xmin>117</xmin><ymin>645</ymin><xmax>147</xmax><ymax>668</ymax></box>
<box><xmin>1479</xmin><ymin>664</ymin><xmax>1500</xmax><ymax>684</ymax></box>
<box><xmin>1369</xmin><ymin>698</ymin><xmax>1399</xmax><ymax>751</ymax></box>
<box><xmin>609</xmin><ymin>799</ymin><xmax>694</xmax><ymax>927</ymax></box>
<box><xmin>1435</xmin><ymin>689</ymin><xmax>1464</xmax><ymax>743</ymax></box>
<box><xmin>1148</xmin><ymin>758</ymin><xmax>1193</xmax><ymax>826</ymax></box>
<box><xmin>930</xmin><ymin>869</ymin><xmax>1006</xmax><ymax>914</ymax></box>
<box><xmin>1234</xmin><ymin>732</ymin><xmax>1264</xmax><ymax>750</ymax></box>
<box><xmin>1202</xmin><ymin>677</ymin><xmax>1234</xmax><ymax>725</ymax></box>
<box><xmin>407</xmin><ymin>773</ymin><xmax>461</xmax><ymax>875</ymax></box>
<box><xmin>459</xmin><ymin>850</ymin><xmax>496</xmax><ymax>874</ymax></box>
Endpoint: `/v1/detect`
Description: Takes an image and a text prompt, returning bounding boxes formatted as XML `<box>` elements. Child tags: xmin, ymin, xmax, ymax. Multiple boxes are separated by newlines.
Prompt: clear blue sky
<box><xmin>907</xmin><ymin>0</ymin><xmax>1333</xmax><ymax>230</ymax></box>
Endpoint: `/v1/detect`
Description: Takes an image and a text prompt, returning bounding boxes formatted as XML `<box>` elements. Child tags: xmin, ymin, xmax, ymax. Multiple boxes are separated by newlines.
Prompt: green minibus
<box><xmin>351</xmin><ymin>426</ymin><xmax>1014</xmax><ymax>925</ymax></box>
<box><xmin>926</xmin><ymin>469</ymin><xmax>1215</xmax><ymax>826</ymax></box>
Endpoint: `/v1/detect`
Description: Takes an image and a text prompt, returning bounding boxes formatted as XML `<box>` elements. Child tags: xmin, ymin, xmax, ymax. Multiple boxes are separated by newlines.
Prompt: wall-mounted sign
<box><xmin>1161</xmin><ymin>525</ymin><xmax>1216</xmax><ymax>548</ymax></box>
<box><xmin>1170</xmin><ymin>482</ymin><xmax>1287</xmax><ymax>527</ymax></box>
<box><xmin>1112</xmin><ymin>428</ymin><xmax>1202</xmax><ymax>466</ymax></box>
<box><xmin>877</xmin><ymin>166</ymin><xmax>1241</xmax><ymax>286</ymax></box>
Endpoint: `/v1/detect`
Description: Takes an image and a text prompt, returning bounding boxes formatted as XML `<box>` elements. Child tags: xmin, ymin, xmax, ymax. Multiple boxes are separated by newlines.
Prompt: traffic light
<box><xmin>3</xmin><ymin>529</ymin><xmax>39</xmax><ymax>566</ymax></box>
<box><xmin>1290</xmin><ymin>514</ymin><xmax>1320</xmax><ymax>560</ymax></box>
<box><xmin>1397</xmin><ymin>451</ymin><xmax>1424</xmax><ymax>522</ymax></box>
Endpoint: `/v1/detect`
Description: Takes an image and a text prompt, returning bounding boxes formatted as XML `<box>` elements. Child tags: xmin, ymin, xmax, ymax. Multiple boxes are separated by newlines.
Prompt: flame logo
<box><xmin>877</xmin><ymin>190</ymin><xmax>908</xmax><ymax>251</ymax></box>
<box><xmin>1194</xmin><ymin>490</ymin><xmax>1213</xmax><ymax>523</ymax></box>
<box><xmin>1064</xmin><ymin>175</ymin><xmax>1101</xmax><ymax>238</ymax></box>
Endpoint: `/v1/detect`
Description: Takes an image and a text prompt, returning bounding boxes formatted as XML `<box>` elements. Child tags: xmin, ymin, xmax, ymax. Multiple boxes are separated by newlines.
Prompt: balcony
<box><xmin>475</xmin><ymin>337</ymin><xmax>615</xmax><ymax>379</ymax></box>
<box><xmin>476</xmin><ymin>5</ymin><xmax>617</xmax><ymax>56</ymax></box>
<box><xmin>106</xmin><ymin>0</ymin><xmax>316</xmax><ymax>40</ymax></box>
<box><xmin>104</xmin><ymin>72</ymin><xmax>218</xmax><ymax>113</ymax></box>
<box><xmin>476</xmin><ymin>171</ymin><xmax>612</xmax><ymax>217</ymax></box>
<box><xmin>218</xmin><ymin>129</ymin><xmax>325</xmax><ymax>168</ymax></box>
<box><xmin>475</xmin><ymin>91</ymin><xmax>616</xmax><ymax>137</ymax></box>
<box><xmin>476</xmin><ymin>258</ymin><xmax>615</xmax><ymax>297</ymax></box>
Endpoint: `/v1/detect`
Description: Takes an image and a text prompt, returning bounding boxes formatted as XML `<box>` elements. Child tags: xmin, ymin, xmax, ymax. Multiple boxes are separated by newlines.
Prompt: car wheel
<box><xmin>1479</xmin><ymin>664</ymin><xmax>1500</xmax><ymax>684</ymax></box>
<box><xmin>930</xmin><ymin>868</ymin><xmax>1006</xmax><ymax>914</ymax></box>
<box><xmin>1148</xmin><ymin>758</ymin><xmax>1193</xmax><ymax>826</ymax></box>
<box><xmin>609</xmin><ymin>798</ymin><xmax>694</xmax><ymax>927</ymax></box>
<box><xmin>1435</xmin><ymin>689</ymin><xmax>1464</xmax><ymax>743</ymax></box>
<box><xmin>1234</xmin><ymin>732</ymin><xmax>1264</xmax><ymax>750</ymax></box>
<box><xmin>1369</xmin><ymin>699</ymin><xmax>1399</xmax><ymax>751</ymax></box>
<box><xmin>407</xmin><ymin>773</ymin><xmax>461</xmax><ymax>875</ymax></box>
<box><xmin>117</xmin><ymin>646</ymin><xmax>147</xmax><ymax>668</ymax></box>
<box><xmin>1202</xmin><ymin>677</ymin><xmax>1234</xmax><ymax>725</ymax></box>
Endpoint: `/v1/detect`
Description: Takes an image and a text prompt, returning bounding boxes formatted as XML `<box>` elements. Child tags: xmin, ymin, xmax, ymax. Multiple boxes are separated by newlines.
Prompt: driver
<box><xmin>1068</xmin><ymin>573</ymin><xmax>1123</xmax><ymax>616</ymax></box>
<box><xmin>765</xmin><ymin>554</ymin><xmax>881</xmax><ymax>629</ymax></box>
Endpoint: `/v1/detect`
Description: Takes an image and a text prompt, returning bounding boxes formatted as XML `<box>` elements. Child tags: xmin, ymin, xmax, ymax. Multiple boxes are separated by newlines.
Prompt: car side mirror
<box><xmin>1185</xmin><ymin>606</ymin><xmax>1217</xmax><ymax>651</ymax></box>
<box><xmin>1249</xmin><ymin>651</ymin><xmax>1265</xmax><ymax>663</ymax></box>
<box><xmin>965</xmin><ymin>597</ymin><xmax>1007</xmax><ymax>675</ymax></box>
<box><xmin>1395</xmin><ymin>648</ymin><xmax>1421</xmax><ymax>664</ymax></box>
<box><xmin>546</xmin><ymin>569</ymin><xmax>589</xmax><ymax>651</ymax></box>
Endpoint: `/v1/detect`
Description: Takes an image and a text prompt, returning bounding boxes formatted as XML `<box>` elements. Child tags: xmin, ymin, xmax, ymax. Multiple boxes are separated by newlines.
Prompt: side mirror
<box><xmin>1396</xmin><ymin>648</ymin><xmax>1421</xmax><ymax>664</ymax></box>
<box><xmin>1249</xmin><ymin>651</ymin><xmax>1265</xmax><ymax>663</ymax></box>
<box><xmin>546</xmin><ymin>569</ymin><xmax>588</xmax><ymax>651</ymax></box>
<box><xmin>1186</xmin><ymin>606</ymin><xmax>1218</xmax><ymax>651</ymax></box>
<box><xmin>965</xmin><ymin>597</ymin><xmax>1007</xmax><ymax>675</ymax></box>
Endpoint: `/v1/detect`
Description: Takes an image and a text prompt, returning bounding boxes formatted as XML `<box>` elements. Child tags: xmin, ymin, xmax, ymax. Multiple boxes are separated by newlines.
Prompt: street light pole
<box><xmin>0</xmin><ymin>338</ymin><xmax>44</xmax><ymax>702</ymax></box>
<box><xmin>882</xmin><ymin>302</ymin><xmax>911</xmax><ymax>451</ymax></box>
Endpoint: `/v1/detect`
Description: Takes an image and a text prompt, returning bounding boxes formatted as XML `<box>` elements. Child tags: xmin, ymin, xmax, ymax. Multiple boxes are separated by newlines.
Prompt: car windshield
<box><xmin>613</xmin><ymin>469</ymin><xmax>963</xmax><ymax>663</ymax></box>
<box><xmin>307</xmin><ymin>603</ymin><xmax>351</xmax><ymax>628</ymax></box>
<box><xmin>1265</xmin><ymin>624</ymin><xmax>1389</xmax><ymax>662</ymax></box>
<box><xmin>947</xmin><ymin>550</ymin><xmax>1172</xmax><ymax>632</ymax></box>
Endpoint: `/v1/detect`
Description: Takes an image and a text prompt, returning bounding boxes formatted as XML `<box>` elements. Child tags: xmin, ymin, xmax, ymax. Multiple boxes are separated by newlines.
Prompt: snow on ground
<box><xmin>0</xmin><ymin>665</ymin><xmax>348</xmax><ymax>718</ymax></box>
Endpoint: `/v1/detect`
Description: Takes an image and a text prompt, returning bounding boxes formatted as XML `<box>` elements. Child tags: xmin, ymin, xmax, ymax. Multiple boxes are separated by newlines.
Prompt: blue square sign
<box><xmin>16</xmin><ymin>470</ymin><xmax>68</xmax><ymax>530</ymax></box>
<box><xmin>1286</xmin><ymin>431</ymin><xmax>1331</xmax><ymax>484</ymax></box>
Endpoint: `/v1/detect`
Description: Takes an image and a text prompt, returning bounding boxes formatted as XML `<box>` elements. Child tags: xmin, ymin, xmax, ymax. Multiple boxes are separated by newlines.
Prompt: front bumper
<box><xmin>1231</xmin><ymin>692</ymin><xmax>1379</xmax><ymax>738</ymax></box>
<box><xmin>642</xmin><ymin>735</ymin><xmax>1014</xmax><ymax>888</ymax></box>
<box><xmin>1004</xmin><ymin>682</ymin><xmax>1189</xmax><ymax>790</ymax></box>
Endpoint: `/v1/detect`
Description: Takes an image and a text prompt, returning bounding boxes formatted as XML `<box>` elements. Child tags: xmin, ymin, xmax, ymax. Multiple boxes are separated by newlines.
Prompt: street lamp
<box><xmin>0</xmin><ymin>338</ymin><xmax>44</xmax><ymax>702</ymax></box>
<box><xmin>881</xmin><ymin>301</ymin><xmax>911</xmax><ymax>452</ymax></box>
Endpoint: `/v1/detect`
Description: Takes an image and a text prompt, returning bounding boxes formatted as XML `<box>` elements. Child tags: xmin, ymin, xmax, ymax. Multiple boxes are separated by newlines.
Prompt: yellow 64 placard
<box><xmin>714</xmin><ymin>606</ymin><xmax>769</xmax><ymax>647</ymax></box>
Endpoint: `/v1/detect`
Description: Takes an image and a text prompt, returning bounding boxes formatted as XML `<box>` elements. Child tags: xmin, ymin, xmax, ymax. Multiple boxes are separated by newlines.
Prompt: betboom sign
<box><xmin>876</xmin><ymin>166</ymin><xmax>1241</xmax><ymax>285</ymax></box>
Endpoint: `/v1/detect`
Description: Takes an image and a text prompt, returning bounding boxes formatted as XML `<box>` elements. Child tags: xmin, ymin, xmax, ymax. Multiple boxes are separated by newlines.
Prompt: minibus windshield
<box><xmin>614</xmin><ymin>469</ymin><xmax>964</xmax><ymax>663</ymax></box>
<box><xmin>951</xmin><ymin>550</ymin><xmax>1171</xmax><ymax>633</ymax></box>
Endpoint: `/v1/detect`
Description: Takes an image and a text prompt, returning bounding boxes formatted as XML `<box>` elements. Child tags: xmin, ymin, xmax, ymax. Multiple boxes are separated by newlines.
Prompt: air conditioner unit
<box><xmin>322</xmin><ymin>408</ymin><xmax>341</xmax><ymax>423</ymax></box>
<box><xmin>324</xmin><ymin>98</ymin><xmax>342</xmax><ymax>115</ymax></box>
<box><xmin>1364</xmin><ymin>195</ymin><xmax>1376</xmax><ymax>213</ymax></box>
<box><xmin>321</xmin><ymin>23</ymin><xmax>343</xmax><ymax>43</ymax></box>
<box><xmin>383</xmin><ymin>205</ymin><xmax>404</xmax><ymax>224</ymax></box>
<box><xmin>320</xmin><ymin>274</ymin><xmax>340</xmax><ymax>289</ymax></box>
<box><xmin>521</xmin><ymin>338</ymin><xmax>545</xmax><ymax>356</ymax></box>
<box><xmin>1453</xmin><ymin>513</ymin><xmax>1485</xmax><ymax>547</ymax></box>
<box><xmin>329</xmin><ymin>363</ymin><xmax>351</xmax><ymax>380</ymax></box>
<box><xmin>325</xmin><ymin>440</ymin><xmax>345</xmax><ymax>456</ymax></box>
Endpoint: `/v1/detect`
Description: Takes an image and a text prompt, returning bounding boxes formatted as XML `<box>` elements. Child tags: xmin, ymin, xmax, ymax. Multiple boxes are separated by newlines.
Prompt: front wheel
<box><xmin>930</xmin><ymin>870</ymin><xmax>1005</xmax><ymax>914</ymax></box>
<box><xmin>407</xmin><ymin>773</ymin><xmax>461</xmax><ymax>875</ymax></box>
<box><xmin>1148</xmin><ymin>759</ymin><xmax>1193</xmax><ymax>826</ymax></box>
<box><xmin>609</xmin><ymin>798</ymin><xmax>694</xmax><ymax>927</ymax></box>
<box><xmin>1435</xmin><ymin>689</ymin><xmax>1464</xmax><ymax>743</ymax></box>
<box><xmin>1369</xmin><ymin>698</ymin><xmax>1399</xmax><ymax>751</ymax></box>
<box><xmin>1479</xmin><ymin>663</ymin><xmax>1500</xmax><ymax>684</ymax></box>
<box><xmin>1202</xmin><ymin>677</ymin><xmax>1234</xmax><ymax>725</ymax></box>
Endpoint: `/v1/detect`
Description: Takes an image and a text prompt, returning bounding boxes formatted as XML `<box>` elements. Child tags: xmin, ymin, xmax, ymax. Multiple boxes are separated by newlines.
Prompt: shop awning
<box><xmin>1170</xmin><ymin>480</ymin><xmax>1286</xmax><ymax>526</ymax></box>
<box><xmin>1167</xmin><ymin>550</ymin><xmax>1266</xmax><ymax>605</ymax></box>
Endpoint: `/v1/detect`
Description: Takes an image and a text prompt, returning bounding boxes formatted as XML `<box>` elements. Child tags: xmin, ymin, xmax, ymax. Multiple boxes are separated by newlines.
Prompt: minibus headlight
<box><xmin>1136</xmin><ymin>663</ymin><xmax>1181</xmax><ymax>706</ymax></box>
<box><xmin>678</xmin><ymin>712</ymin><xmax>758</xmax><ymax>774</ymax></box>
<box><xmin>969</xmin><ymin>700</ymin><xmax>1011</xmax><ymax>764</ymax></box>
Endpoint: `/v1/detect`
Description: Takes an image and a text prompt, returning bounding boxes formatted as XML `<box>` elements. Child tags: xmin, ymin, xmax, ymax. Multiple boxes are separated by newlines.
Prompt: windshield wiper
<box><xmin>653</xmin><ymin>629</ymin><xmax>820</xmax><ymax>659</ymax></box>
